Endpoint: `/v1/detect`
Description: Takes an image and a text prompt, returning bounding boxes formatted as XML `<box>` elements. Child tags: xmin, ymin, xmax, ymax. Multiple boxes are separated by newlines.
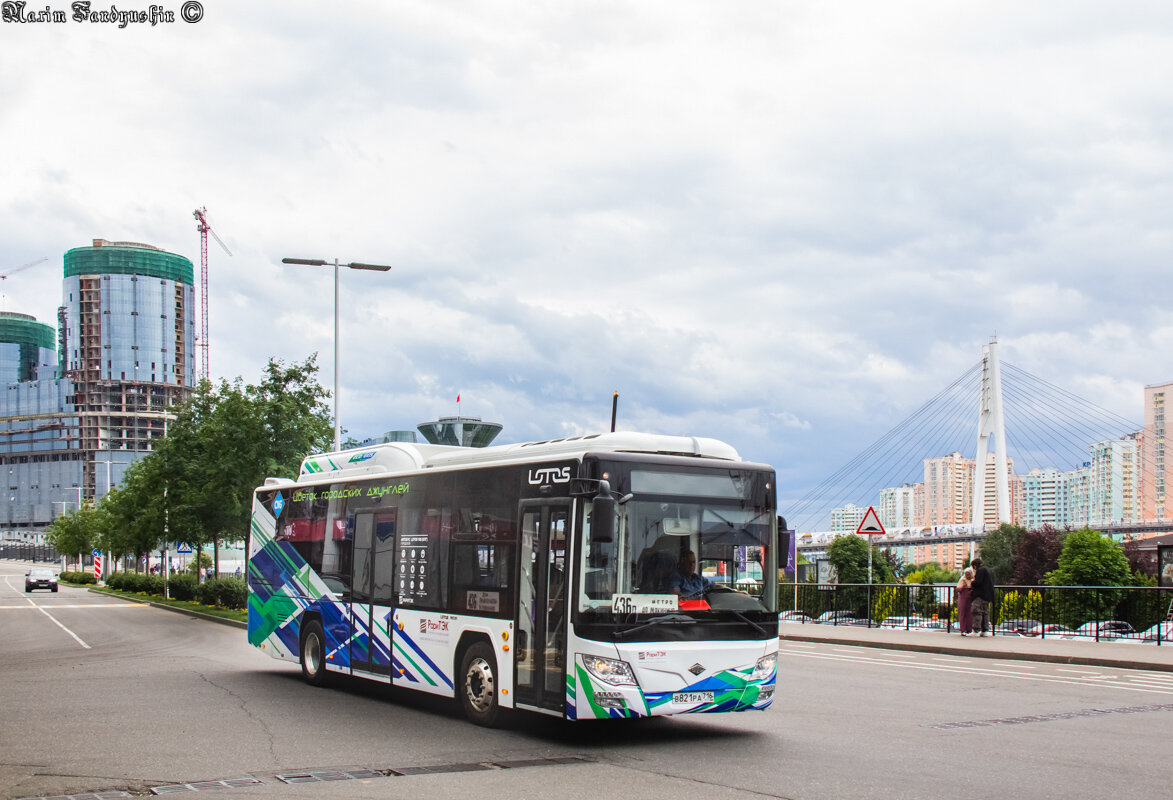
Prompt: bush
<box><xmin>196</xmin><ymin>577</ymin><xmax>247</xmax><ymax>610</ymax></box>
<box><xmin>870</xmin><ymin>586</ymin><xmax>908</xmax><ymax>623</ymax></box>
<box><xmin>997</xmin><ymin>589</ymin><xmax>1043</xmax><ymax>623</ymax></box>
<box><xmin>106</xmin><ymin>572</ymin><xmax>163</xmax><ymax>595</ymax></box>
<box><xmin>168</xmin><ymin>573</ymin><xmax>198</xmax><ymax>601</ymax></box>
<box><xmin>60</xmin><ymin>571</ymin><xmax>96</xmax><ymax>585</ymax></box>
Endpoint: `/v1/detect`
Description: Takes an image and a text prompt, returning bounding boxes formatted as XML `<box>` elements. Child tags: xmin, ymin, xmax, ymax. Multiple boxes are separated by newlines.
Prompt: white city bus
<box><xmin>247</xmin><ymin>431</ymin><xmax>778</xmax><ymax>725</ymax></box>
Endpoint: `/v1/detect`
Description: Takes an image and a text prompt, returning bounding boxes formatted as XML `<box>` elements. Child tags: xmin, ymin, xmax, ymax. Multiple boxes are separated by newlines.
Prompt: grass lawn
<box><xmin>71</xmin><ymin>583</ymin><xmax>247</xmax><ymax>624</ymax></box>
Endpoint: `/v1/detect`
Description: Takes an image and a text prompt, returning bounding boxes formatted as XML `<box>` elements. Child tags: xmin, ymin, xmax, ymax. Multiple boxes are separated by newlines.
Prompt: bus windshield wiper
<box><xmin>724</xmin><ymin>608</ymin><xmax>768</xmax><ymax>636</ymax></box>
<box><xmin>612</xmin><ymin>613</ymin><xmax>697</xmax><ymax>640</ymax></box>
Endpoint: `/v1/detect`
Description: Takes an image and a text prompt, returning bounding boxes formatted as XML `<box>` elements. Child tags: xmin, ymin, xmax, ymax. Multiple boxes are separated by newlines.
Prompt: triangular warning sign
<box><xmin>856</xmin><ymin>506</ymin><xmax>885</xmax><ymax>536</ymax></box>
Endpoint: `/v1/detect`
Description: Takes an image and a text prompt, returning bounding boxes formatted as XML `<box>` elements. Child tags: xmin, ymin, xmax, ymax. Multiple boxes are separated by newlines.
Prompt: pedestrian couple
<box><xmin>956</xmin><ymin>558</ymin><xmax>995</xmax><ymax>636</ymax></box>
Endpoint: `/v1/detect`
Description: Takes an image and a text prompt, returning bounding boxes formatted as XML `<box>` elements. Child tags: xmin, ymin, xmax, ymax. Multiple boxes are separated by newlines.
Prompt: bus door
<box><xmin>350</xmin><ymin>508</ymin><xmax>397</xmax><ymax>678</ymax></box>
<box><xmin>515</xmin><ymin>500</ymin><xmax>569</xmax><ymax>712</ymax></box>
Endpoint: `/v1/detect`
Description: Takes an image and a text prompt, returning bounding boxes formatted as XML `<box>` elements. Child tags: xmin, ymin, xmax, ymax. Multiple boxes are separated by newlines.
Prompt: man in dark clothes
<box><xmin>970</xmin><ymin>557</ymin><xmax>996</xmax><ymax>636</ymax></box>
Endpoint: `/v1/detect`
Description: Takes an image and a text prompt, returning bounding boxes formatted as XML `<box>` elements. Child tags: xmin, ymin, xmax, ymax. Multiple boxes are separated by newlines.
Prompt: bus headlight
<box><xmin>583</xmin><ymin>655</ymin><xmax>637</xmax><ymax>686</ymax></box>
<box><xmin>750</xmin><ymin>652</ymin><xmax>777</xmax><ymax>682</ymax></box>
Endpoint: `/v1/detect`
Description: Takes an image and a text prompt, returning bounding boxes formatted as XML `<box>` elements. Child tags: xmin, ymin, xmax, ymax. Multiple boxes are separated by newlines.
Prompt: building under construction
<box><xmin>0</xmin><ymin>239</ymin><xmax>195</xmax><ymax>539</ymax></box>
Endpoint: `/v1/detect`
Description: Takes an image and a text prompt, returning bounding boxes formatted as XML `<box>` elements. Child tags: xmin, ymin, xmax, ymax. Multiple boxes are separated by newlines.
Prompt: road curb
<box><xmin>86</xmin><ymin>586</ymin><xmax>247</xmax><ymax>630</ymax></box>
<box><xmin>781</xmin><ymin>632</ymin><xmax>1173</xmax><ymax>673</ymax></box>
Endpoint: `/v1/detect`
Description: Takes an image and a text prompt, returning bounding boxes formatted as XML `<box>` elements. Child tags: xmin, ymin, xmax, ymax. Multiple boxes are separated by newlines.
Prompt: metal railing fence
<box><xmin>0</xmin><ymin>544</ymin><xmax>60</xmax><ymax>563</ymax></box>
<box><xmin>781</xmin><ymin>582</ymin><xmax>1173</xmax><ymax>645</ymax></box>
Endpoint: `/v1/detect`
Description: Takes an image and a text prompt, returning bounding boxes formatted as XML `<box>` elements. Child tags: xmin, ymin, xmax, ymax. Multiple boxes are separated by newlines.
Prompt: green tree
<box><xmin>1045</xmin><ymin>528</ymin><xmax>1131</xmax><ymax>625</ymax></box>
<box><xmin>826</xmin><ymin>534</ymin><xmax>897</xmax><ymax>584</ymax></box>
<box><xmin>876</xmin><ymin>547</ymin><xmax>904</xmax><ymax>581</ymax></box>
<box><xmin>110</xmin><ymin>356</ymin><xmax>332</xmax><ymax>571</ymax></box>
<box><xmin>100</xmin><ymin>456</ymin><xmax>169</xmax><ymax>570</ymax></box>
<box><xmin>186</xmin><ymin>551</ymin><xmax>213</xmax><ymax>575</ymax></box>
<box><xmin>46</xmin><ymin>504</ymin><xmax>101</xmax><ymax>566</ymax></box>
<box><xmin>1046</xmin><ymin>528</ymin><xmax>1130</xmax><ymax>587</ymax></box>
<box><xmin>977</xmin><ymin>523</ymin><xmax>1023</xmax><ymax>585</ymax></box>
<box><xmin>904</xmin><ymin>562</ymin><xmax>960</xmax><ymax>585</ymax></box>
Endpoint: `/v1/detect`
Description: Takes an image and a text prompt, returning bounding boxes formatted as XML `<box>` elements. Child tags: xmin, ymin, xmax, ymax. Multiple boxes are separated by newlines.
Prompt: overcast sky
<box><xmin>3</xmin><ymin>1</ymin><xmax>1172</xmax><ymax>516</ymax></box>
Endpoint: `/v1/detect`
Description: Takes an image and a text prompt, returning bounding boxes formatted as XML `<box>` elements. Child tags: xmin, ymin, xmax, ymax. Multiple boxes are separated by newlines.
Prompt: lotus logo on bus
<box><xmin>527</xmin><ymin>467</ymin><xmax>571</xmax><ymax>486</ymax></box>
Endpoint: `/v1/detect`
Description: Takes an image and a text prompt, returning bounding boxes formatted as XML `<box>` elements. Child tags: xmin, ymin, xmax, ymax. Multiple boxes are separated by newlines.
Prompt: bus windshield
<box><xmin>577</xmin><ymin>464</ymin><xmax>777</xmax><ymax>624</ymax></box>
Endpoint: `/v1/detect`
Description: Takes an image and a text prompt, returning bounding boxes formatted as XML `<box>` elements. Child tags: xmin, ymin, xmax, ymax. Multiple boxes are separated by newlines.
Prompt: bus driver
<box><xmin>668</xmin><ymin>550</ymin><xmax>714</xmax><ymax>600</ymax></box>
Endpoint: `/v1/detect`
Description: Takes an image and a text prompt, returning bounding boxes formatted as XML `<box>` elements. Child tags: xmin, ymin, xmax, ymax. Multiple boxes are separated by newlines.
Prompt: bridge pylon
<box><xmin>972</xmin><ymin>336</ymin><xmax>1011</xmax><ymax>530</ymax></box>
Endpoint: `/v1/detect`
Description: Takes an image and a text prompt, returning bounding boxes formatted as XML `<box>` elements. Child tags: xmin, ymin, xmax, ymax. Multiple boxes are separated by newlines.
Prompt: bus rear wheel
<box><xmin>459</xmin><ymin>642</ymin><xmax>501</xmax><ymax>727</ymax></box>
<box><xmin>300</xmin><ymin>619</ymin><xmax>328</xmax><ymax>687</ymax></box>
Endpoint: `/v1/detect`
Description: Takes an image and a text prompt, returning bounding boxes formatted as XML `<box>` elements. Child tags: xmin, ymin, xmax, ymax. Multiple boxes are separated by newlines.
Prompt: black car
<box><xmin>25</xmin><ymin>567</ymin><xmax>58</xmax><ymax>593</ymax></box>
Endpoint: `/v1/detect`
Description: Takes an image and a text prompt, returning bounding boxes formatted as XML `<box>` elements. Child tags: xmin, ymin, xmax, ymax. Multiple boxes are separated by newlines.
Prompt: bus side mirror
<box><xmin>592</xmin><ymin>482</ymin><xmax>616</xmax><ymax>543</ymax></box>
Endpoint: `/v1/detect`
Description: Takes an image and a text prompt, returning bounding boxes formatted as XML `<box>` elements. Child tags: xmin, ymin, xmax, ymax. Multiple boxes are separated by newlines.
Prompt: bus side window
<box><xmin>451</xmin><ymin>543</ymin><xmax>512</xmax><ymax>617</ymax></box>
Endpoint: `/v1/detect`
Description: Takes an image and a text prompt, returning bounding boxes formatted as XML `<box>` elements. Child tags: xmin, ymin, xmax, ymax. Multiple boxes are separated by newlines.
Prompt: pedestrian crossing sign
<box><xmin>856</xmin><ymin>506</ymin><xmax>885</xmax><ymax>536</ymax></box>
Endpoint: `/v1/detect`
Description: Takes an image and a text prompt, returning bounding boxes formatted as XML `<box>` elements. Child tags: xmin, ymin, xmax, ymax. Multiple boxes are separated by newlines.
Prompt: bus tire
<box><xmin>300</xmin><ymin>619</ymin><xmax>328</xmax><ymax>687</ymax></box>
<box><xmin>459</xmin><ymin>641</ymin><xmax>500</xmax><ymax>727</ymax></box>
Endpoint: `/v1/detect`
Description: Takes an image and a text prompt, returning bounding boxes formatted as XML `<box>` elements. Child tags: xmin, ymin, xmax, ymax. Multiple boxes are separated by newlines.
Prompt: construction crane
<box><xmin>0</xmin><ymin>257</ymin><xmax>49</xmax><ymax>310</ymax></box>
<box><xmin>1</xmin><ymin>257</ymin><xmax>48</xmax><ymax>281</ymax></box>
<box><xmin>192</xmin><ymin>208</ymin><xmax>232</xmax><ymax>382</ymax></box>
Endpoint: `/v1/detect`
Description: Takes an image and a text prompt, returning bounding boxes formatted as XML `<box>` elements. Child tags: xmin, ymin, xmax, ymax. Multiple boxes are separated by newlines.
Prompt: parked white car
<box><xmin>1139</xmin><ymin>622</ymin><xmax>1173</xmax><ymax>643</ymax></box>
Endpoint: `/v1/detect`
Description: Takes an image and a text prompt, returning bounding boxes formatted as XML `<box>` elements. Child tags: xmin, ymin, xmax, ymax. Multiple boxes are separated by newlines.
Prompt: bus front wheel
<box><xmin>300</xmin><ymin>619</ymin><xmax>328</xmax><ymax>687</ymax></box>
<box><xmin>459</xmin><ymin>642</ymin><xmax>501</xmax><ymax>727</ymax></box>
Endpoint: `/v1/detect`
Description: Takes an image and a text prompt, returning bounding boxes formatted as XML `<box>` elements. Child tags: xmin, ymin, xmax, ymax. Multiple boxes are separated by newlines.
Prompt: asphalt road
<box><xmin>2</xmin><ymin>560</ymin><xmax>1171</xmax><ymax>800</ymax></box>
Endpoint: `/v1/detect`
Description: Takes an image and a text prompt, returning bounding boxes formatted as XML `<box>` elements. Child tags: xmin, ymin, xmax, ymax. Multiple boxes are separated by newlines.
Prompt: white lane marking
<box><xmin>932</xmin><ymin>657</ymin><xmax>972</xmax><ymax>663</ymax></box>
<box><xmin>1057</xmin><ymin>668</ymin><xmax>1102</xmax><ymax>675</ymax></box>
<box><xmin>996</xmin><ymin>663</ymin><xmax>1036</xmax><ymax>669</ymax></box>
<box><xmin>778</xmin><ymin>645</ymin><xmax>1173</xmax><ymax>696</ymax></box>
<box><xmin>1125</xmin><ymin>679</ymin><xmax>1173</xmax><ymax>689</ymax></box>
<box><xmin>30</xmin><ymin>605</ymin><xmax>90</xmax><ymax>647</ymax></box>
<box><xmin>0</xmin><ymin>603</ymin><xmax>148</xmax><ymax>610</ymax></box>
<box><xmin>4</xmin><ymin>574</ymin><xmax>92</xmax><ymax>649</ymax></box>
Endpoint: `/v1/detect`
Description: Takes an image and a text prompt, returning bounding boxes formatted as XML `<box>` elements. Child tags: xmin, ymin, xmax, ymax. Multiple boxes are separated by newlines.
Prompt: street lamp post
<box><xmin>281</xmin><ymin>257</ymin><xmax>392</xmax><ymax>452</ymax></box>
<box><xmin>101</xmin><ymin>460</ymin><xmax>129</xmax><ymax>498</ymax></box>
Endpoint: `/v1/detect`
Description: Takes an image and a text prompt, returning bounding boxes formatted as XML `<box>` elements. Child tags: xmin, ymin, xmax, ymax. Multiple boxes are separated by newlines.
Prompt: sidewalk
<box><xmin>781</xmin><ymin>621</ymin><xmax>1173</xmax><ymax>673</ymax></box>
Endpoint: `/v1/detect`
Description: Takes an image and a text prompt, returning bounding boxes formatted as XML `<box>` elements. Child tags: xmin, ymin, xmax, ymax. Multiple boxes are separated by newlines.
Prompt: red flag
<box><xmin>456</xmin><ymin>394</ymin><xmax>460</xmax><ymax>403</ymax></box>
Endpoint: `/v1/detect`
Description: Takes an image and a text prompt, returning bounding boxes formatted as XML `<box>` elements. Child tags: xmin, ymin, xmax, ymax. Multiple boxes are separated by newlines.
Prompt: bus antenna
<box><xmin>611</xmin><ymin>391</ymin><xmax>619</xmax><ymax>432</ymax></box>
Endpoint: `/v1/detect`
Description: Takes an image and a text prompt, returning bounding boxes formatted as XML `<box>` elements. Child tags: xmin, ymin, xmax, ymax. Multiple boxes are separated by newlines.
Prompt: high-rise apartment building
<box><xmin>1088</xmin><ymin>436</ymin><xmax>1138</xmax><ymax>526</ymax></box>
<box><xmin>1064</xmin><ymin>463</ymin><xmax>1091</xmax><ymax>529</ymax></box>
<box><xmin>1021</xmin><ymin>467</ymin><xmax>1064</xmax><ymax>528</ymax></box>
<box><xmin>830</xmin><ymin>503</ymin><xmax>866</xmax><ymax>533</ymax></box>
<box><xmin>921</xmin><ymin>452</ymin><xmax>974</xmax><ymax>526</ymax></box>
<box><xmin>878</xmin><ymin>483</ymin><xmax>915</xmax><ymax>530</ymax></box>
<box><xmin>0</xmin><ymin>239</ymin><xmax>195</xmax><ymax>538</ymax></box>
<box><xmin>1140</xmin><ymin>381</ymin><xmax>1171</xmax><ymax>522</ymax></box>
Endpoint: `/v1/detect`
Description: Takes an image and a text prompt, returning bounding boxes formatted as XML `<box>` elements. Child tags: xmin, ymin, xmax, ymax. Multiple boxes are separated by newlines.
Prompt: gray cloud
<box><xmin>2</xmin><ymin>1</ymin><xmax>1172</xmax><ymax>517</ymax></box>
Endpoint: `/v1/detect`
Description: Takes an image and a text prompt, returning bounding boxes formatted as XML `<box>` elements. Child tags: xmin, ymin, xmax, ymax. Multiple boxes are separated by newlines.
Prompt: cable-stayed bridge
<box><xmin>787</xmin><ymin>338</ymin><xmax>1172</xmax><ymax>559</ymax></box>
